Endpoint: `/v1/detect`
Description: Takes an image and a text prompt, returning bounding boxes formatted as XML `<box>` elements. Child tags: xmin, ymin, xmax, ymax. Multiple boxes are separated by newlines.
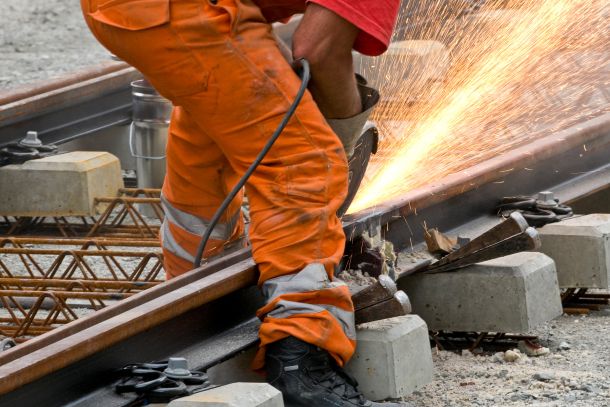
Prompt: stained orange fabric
<box><xmin>161</xmin><ymin>249</ymin><xmax>191</xmax><ymax>280</ymax></box>
<box><xmin>81</xmin><ymin>0</ymin><xmax>351</xmax><ymax>366</ymax></box>
<box><xmin>255</xmin><ymin>310</ymin><xmax>357</xmax><ymax>369</ymax></box>
<box><xmin>254</xmin><ymin>284</ymin><xmax>355</xmax><ymax>369</ymax></box>
<box><xmin>169</xmin><ymin>218</ymin><xmax>243</xmax><ymax>260</ymax></box>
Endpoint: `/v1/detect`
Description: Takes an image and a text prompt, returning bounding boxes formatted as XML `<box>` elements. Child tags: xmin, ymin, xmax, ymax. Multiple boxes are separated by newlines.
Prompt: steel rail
<box><xmin>0</xmin><ymin>261</ymin><xmax>257</xmax><ymax>399</ymax></box>
<box><xmin>0</xmin><ymin>62</ymin><xmax>129</xmax><ymax>106</ymax></box>
<box><xmin>0</xmin><ymin>61</ymin><xmax>141</xmax><ymax>147</ymax></box>
<box><xmin>0</xmin><ymin>49</ymin><xmax>608</xmax><ymax>402</ymax></box>
<box><xmin>0</xmin><ymin>112</ymin><xmax>608</xmax><ymax>406</ymax></box>
<box><xmin>0</xmin><ymin>248</ymin><xmax>254</xmax><ymax>390</ymax></box>
<box><xmin>343</xmin><ymin>111</ymin><xmax>610</xmax><ymax>249</ymax></box>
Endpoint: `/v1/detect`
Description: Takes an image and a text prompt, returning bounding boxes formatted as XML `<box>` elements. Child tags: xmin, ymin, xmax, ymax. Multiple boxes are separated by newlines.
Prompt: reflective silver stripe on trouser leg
<box><xmin>159</xmin><ymin>194</ymin><xmax>241</xmax><ymax>263</ymax></box>
<box><xmin>160</xmin><ymin>194</ymin><xmax>239</xmax><ymax>241</ymax></box>
<box><xmin>160</xmin><ymin>219</ymin><xmax>196</xmax><ymax>264</ymax></box>
<box><xmin>261</xmin><ymin>263</ymin><xmax>356</xmax><ymax>340</ymax></box>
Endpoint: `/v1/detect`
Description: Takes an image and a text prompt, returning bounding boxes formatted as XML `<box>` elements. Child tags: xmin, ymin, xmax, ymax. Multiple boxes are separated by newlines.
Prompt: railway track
<box><xmin>0</xmin><ymin>104</ymin><xmax>607</xmax><ymax>405</ymax></box>
<box><xmin>0</xmin><ymin>12</ymin><xmax>609</xmax><ymax>406</ymax></box>
<box><xmin>0</xmin><ymin>61</ymin><xmax>140</xmax><ymax>148</ymax></box>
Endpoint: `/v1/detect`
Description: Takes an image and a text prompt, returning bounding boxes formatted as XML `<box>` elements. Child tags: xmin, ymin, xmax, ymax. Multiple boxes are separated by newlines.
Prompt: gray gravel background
<box><xmin>402</xmin><ymin>313</ymin><xmax>610</xmax><ymax>407</ymax></box>
<box><xmin>0</xmin><ymin>0</ymin><xmax>109</xmax><ymax>90</ymax></box>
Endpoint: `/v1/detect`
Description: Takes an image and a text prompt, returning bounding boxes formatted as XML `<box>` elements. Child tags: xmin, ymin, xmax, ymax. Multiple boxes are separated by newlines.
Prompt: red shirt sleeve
<box><xmin>254</xmin><ymin>0</ymin><xmax>400</xmax><ymax>56</ymax></box>
<box><xmin>255</xmin><ymin>1</ymin><xmax>307</xmax><ymax>23</ymax></box>
<box><xmin>308</xmin><ymin>0</ymin><xmax>400</xmax><ymax>56</ymax></box>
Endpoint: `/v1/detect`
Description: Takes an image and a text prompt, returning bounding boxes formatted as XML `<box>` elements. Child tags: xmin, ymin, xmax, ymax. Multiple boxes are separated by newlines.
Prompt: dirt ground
<box><xmin>0</xmin><ymin>0</ymin><xmax>108</xmax><ymax>90</ymax></box>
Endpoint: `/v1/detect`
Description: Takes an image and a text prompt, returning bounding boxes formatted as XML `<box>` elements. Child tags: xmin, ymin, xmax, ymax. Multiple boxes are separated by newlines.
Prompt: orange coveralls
<box><xmin>81</xmin><ymin>0</ymin><xmax>376</xmax><ymax>369</ymax></box>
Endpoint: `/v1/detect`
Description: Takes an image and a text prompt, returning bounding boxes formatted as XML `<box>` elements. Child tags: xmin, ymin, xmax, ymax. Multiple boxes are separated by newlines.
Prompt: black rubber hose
<box><xmin>193</xmin><ymin>59</ymin><xmax>311</xmax><ymax>267</ymax></box>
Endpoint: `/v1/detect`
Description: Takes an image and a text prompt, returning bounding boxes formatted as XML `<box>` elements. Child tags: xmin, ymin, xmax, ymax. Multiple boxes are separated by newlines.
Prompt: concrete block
<box><xmin>0</xmin><ymin>151</ymin><xmax>123</xmax><ymax>217</ymax></box>
<box><xmin>345</xmin><ymin>315</ymin><xmax>433</xmax><ymax>401</ymax></box>
<box><xmin>168</xmin><ymin>383</ymin><xmax>283</xmax><ymax>407</ymax></box>
<box><xmin>399</xmin><ymin>252</ymin><xmax>562</xmax><ymax>333</ymax></box>
<box><xmin>538</xmin><ymin>214</ymin><xmax>610</xmax><ymax>288</ymax></box>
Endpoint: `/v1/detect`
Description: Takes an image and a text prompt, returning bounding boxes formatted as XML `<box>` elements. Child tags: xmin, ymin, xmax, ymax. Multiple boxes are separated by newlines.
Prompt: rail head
<box><xmin>343</xmin><ymin>111</ymin><xmax>610</xmax><ymax>238</ymax></box>
<box><xmin>0</xmin><ymin>62</ymin><xmax>142</xmax><ymax>147</ymax></box>
<box><xmin>0</xmin><ymin>254</ymin><xmax>258</xmax><ymax>396</ymax></box>
<box><xmin>0</xmin><ymin>61</ymin><xmax>131</xmax><ymax>106</ymax></box>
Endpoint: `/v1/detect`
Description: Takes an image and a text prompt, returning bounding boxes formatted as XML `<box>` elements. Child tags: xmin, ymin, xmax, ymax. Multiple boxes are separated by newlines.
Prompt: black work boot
<box><xmin>266</xmin><ymin>336</ymin><xmax>410</xmax><ymax>407</ymax></box>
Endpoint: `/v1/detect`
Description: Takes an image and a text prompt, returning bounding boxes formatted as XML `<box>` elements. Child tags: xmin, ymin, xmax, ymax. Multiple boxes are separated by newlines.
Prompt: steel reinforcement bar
<box><xmin>0</xmin><ymin>236</ymin><xmax>163</xmax><ymax>340</ymax></box>
<box><xmin>0</xmin><ymin>248</ymin><xmax>257</xmax><ymax>402</ymax></box>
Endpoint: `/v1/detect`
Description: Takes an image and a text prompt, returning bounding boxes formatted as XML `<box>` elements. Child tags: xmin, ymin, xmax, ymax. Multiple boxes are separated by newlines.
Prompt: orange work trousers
<box><xmin>81</xmin><ymin>0</ymin><xmax>355</xmax><ymax>369</ymax></box>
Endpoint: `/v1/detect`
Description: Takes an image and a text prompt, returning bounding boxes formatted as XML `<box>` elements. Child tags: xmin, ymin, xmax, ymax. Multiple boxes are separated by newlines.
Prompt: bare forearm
<box><xmin>305</xmin><ymin>49</ymin><xmax>361</xmax><ymax>119</ymax></box>
<box><xmin>292</xmin><ymin>3</ymin><xmax>361</xmax><ymax>119</ymax></box>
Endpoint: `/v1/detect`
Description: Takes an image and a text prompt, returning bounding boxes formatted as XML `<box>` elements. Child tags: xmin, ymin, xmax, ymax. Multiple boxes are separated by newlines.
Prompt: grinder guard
<box><xmin>328</xmin><ymin>75</ymin><xmax>380</xmax><ymax>216</ymax></box>
<box><xmin>337</xmin><ymin>124</ymin><xmax>378</xmax><ymax>217</ymax></box>
<box><xmin>327</xmin><ymin>75</ymin><xmax>380</xmax><ymax>159</ymax></box>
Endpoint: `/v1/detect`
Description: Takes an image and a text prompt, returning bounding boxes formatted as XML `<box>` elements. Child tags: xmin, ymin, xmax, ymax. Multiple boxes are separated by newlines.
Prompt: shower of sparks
<box><xmin>349</xmin><ymin>0</ymin><xmax>610</xmax><ymax>213</ymax></box>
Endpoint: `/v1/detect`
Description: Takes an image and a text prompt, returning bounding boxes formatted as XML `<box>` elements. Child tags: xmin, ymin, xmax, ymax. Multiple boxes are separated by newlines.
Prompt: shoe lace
<box><xmin>306</xmin><ymin>357</ymin><xmax>366</xmax><ymax>403</ymax></box>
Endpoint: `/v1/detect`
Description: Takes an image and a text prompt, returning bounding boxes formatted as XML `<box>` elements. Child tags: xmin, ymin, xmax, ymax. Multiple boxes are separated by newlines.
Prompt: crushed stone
<box><xmin>337</xmin><ymin>269</ymin><xmax>377</xmax><ymax>292</ymax></box>
<box><xmin>402</xmin><ymin>312</ymin><xmax>610</xmax><ymax>406</ymax></box>
<box><xmin>0</xmin><ymin>0</ymin><xmax>109</xmax><ymax>90</ymax></box>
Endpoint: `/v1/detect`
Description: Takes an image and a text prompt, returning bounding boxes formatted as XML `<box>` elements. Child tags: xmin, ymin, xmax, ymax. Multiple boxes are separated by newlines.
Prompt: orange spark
<box><xmin>349</xmin><ymin>0</ymin><xmax>609</xmax><ymax>213</ymax></box>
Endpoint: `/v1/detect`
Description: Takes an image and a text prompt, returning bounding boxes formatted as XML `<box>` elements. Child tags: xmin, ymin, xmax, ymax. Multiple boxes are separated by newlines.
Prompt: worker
<box><xmin>80</xmin><ymin>0</ymin><xmax>405</xmax><ymax>405</ymax></box>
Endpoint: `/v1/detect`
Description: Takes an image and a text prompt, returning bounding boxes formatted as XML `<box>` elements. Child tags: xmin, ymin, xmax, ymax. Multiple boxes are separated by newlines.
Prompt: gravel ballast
<box><xmin>0</xmin><ymin>0</ymin><xmax>109</xmax><ymax>90</ymax></box>
<box><xmin>402</xmin><ymin>313</ymin><xmax>610</xmax><ymax>406</ymax></box>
